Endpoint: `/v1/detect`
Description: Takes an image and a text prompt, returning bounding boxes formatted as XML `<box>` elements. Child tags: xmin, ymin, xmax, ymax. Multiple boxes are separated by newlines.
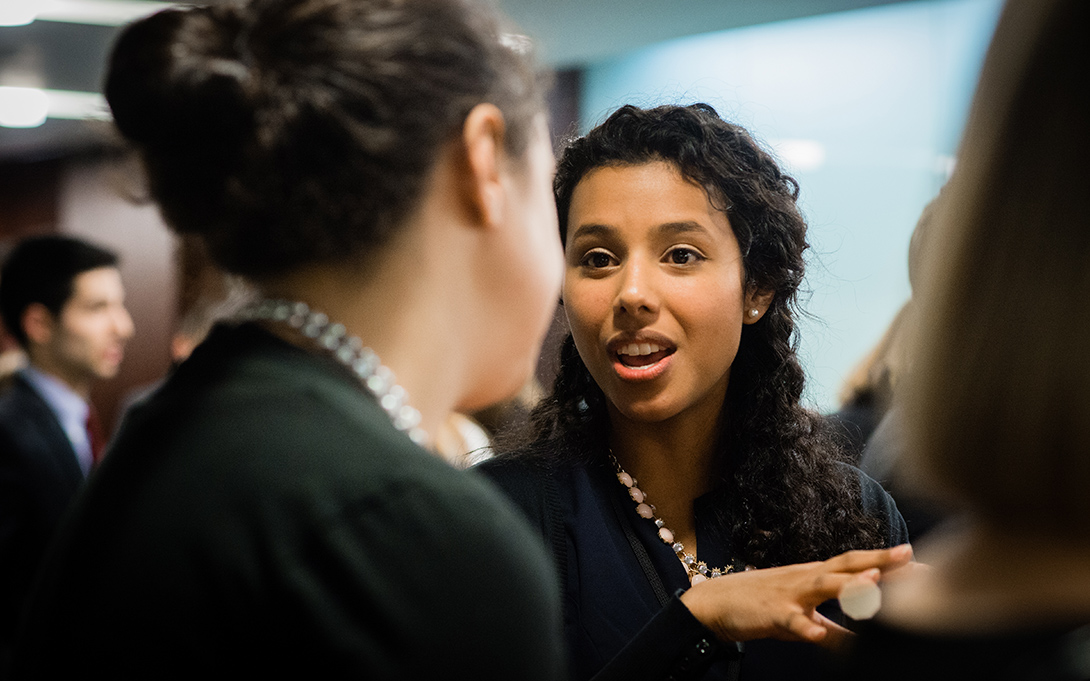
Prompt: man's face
<box><xmin>43</xmin><ymin>267</ymin><xmax>134</xmax><ymax>388</ymax></box>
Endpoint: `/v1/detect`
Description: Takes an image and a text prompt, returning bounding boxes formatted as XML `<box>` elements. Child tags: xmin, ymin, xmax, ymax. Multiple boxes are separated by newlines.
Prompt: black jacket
<box><xmin>0</xmin><ymin>373</ymin><xmax>84</xmax><ymax>663</ymax></box>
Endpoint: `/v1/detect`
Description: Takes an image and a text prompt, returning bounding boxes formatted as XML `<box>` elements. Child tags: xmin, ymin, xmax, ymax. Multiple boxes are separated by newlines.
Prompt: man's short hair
<box><xmin>0</xmin><ymin>235</ymin><xmax>120</xmax><ymax>349</ymax></box>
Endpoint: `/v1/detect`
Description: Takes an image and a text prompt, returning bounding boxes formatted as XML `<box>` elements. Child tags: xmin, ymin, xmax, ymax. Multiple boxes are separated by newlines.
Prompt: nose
<box><xmin>115</xmin><ymin>306</ymin><xmax>135</xmax><ymax>340</ymax></box>
<box><xmin>614</xmin><ymin>258</ymin><xmax>658</xmax><ymax>320</ymax></box>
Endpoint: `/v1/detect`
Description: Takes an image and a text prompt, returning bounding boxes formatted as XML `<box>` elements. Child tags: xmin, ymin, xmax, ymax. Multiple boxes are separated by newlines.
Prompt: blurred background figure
<box><xmin>115</xmin><ymin>236</ymin><xmax>255</xmax><ymax>427</ymax></box>
<box><xmin>436</xmin><ymin>379</ymin><xmax>543</xmax><ymax>468</ymax></box>
<box><xmin>838</xmin><ymin>194</ymin><xmax>951</xmax><ymax>543</ymax></box>
<box><xmin>166</xmin><ymin>237</ymin><xmax>254</xmax><ymax>365</ymax></box>
<box><xmin>0</xmin><ymin>234</ymin><xmax>133</xmax><ymax>668</ymax></box>
<box><xmin>843</xmin><ymin>0</ymin><xmax>1090</xmax><ymax>677</ymax></box>
<box><xmin>828</xmin><ymin>300</ymin><xmax>910</xmax><ymax>461</ymax></box>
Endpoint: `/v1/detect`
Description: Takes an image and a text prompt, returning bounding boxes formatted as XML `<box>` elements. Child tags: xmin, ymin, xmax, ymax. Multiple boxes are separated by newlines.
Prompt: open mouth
<box><xmin>615</xmin><ymin>342</ymin><xmax>675</xmax><ymax>368</ymax></box>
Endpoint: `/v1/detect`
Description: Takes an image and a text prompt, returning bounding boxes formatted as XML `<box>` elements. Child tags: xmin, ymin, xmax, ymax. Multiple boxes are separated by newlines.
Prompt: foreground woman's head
<box><xmin>105</xmin><ymin>0</ymin><xmax>562</xmax><ymax>414</ymax></box>
<box><xmin>105</xmin><ymin>0</ymin><xmax>545</xmax><ymax>278</ymax></box>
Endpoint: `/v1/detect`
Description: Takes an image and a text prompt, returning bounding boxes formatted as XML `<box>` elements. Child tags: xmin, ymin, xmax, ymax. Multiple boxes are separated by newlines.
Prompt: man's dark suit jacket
<box><xmin>0</xmin><ymin>373</ymin><xmax>84</xmax><ymax>663</ymax></box>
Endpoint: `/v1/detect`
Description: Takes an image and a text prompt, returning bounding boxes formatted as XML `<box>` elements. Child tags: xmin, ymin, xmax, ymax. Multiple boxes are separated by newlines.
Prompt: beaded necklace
<box><xmin>241</xmin><ymin>299</ymin><xmax>430</xmax><ymax>447</ymax></box>
<box><xmin>610</xmin><ymin>452</ymin><xmax>736</xmax><ymax>585</ymax></box>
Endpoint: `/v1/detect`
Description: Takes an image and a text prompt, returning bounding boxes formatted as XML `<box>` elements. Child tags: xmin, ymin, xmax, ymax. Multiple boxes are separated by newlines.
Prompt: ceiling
<box><xmin>0</xmin><ymin>0</ymin><xmax>914</xmax><ymax>163</ymax></box>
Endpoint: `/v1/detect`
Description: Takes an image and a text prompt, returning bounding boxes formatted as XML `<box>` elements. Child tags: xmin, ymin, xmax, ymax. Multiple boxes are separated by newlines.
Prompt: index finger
<box><xmin>822</xmin><ymin>544</ymin><xmax>913</xmax><ymax>574</ymax></box>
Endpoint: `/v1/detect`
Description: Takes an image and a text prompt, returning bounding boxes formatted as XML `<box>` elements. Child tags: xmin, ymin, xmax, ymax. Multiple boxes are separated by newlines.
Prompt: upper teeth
<box><xmin>618</xmin><ymin>343</ymin><xmax>662</xmax><ymax>356</ymax></box>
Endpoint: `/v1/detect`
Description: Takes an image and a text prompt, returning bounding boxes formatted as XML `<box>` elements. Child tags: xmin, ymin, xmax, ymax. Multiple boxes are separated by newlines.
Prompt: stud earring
<box><xmin>748</xmin><ymin>309</ymin><xmax>759</xmax><ymax>318</ymax></box>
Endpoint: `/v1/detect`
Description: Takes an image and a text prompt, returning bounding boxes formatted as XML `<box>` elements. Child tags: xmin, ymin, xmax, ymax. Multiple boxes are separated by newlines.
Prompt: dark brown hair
<box><xmin>105</xmin><ymin>0</ymin><xmax>544</xmax><ymax>278</ymax></box>
<box><xmin>0</xmin><ymin>236</ymin><xmax>119</xmax><ymax>348</ymax></box>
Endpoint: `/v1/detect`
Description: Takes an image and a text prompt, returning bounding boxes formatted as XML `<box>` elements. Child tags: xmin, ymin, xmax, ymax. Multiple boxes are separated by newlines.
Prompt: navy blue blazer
<box><xmin>0</xmin><ymin>373</ymin><xmax>84</xmax><ymax>659</ymax></box>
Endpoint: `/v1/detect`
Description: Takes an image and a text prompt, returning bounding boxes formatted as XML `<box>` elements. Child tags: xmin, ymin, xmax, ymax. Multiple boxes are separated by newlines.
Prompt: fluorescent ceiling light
<box><xmin>771</xmin><ymin>139</ymin><xmax>827</xmax><ymax>173</ymax></box>
<box><xmin>44</xmin><ymin>89</ymin><xmax>110</xmax><ymax>120</ymax></box>
<box><xmin>0</xmin><ymin>87</ymin><xmax>109</xmax><ymax>127</ymax></box>
<box><xmin>0</xmin><ymin>87</ymin><xmax>49</xmax><ymax>127</ymax></box>
<box><xmin>2</xmin><ymin>1</ymin><xmax>177</xmax><ymax>28</ymax></box>
<box><xmin>0</xmin><ymin>1</ymin><xmax>39</xmax><ymax>26</ymax></box>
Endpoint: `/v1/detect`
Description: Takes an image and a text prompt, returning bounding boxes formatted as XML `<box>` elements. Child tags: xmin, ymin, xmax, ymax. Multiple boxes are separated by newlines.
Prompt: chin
<box><xmin>94</xmin><ymin>364</ymin><xmax>122</xmax><ymax>380</ymax></box>
<box><xmin>609</xmin><ymin>399</ymin><xmax>679</xmax><ymax>425</ymax></box>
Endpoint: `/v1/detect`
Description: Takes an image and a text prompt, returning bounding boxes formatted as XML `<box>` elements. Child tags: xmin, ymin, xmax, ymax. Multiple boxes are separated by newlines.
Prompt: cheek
<box><xmin>681</xmin><ymin>282</ymin><xmax>746</xmax><ymax>364</ymax></box>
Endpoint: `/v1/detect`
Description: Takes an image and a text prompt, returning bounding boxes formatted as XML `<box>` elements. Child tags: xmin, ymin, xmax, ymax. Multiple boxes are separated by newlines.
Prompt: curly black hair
<box><xmin>518</xmin><ymin>103</ymin><xmax>885</xmax><ymax>567</ymax></box>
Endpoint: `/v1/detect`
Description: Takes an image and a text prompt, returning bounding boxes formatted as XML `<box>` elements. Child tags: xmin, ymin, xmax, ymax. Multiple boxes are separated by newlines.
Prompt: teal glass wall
<box><xmin>579</xmin><ymin>0</ymin><xmax>1003</xmax><ymax>411</ymax></box>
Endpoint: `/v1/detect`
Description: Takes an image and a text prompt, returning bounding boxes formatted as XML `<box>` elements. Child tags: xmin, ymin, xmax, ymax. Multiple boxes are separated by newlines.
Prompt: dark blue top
<box><xmin>477</xmin><ymin>455</ymin><xmax>908</xmax><ymax>681</ymax></box>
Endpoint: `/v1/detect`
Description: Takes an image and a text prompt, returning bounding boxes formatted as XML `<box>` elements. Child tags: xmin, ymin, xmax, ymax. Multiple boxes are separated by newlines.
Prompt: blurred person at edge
<box><xmin>842</xmin><ymin>0</ymin><xmax>1090</xmax><ymax>678</ymax></box>
<box><xmin>8</xmin><ymin>0</ymin><xmax>565</xmax><ymax>677</ymax></box>
<box><xmin>0</xmin><ymin>235</ymin><xmax>133</xmax><ymax>669</ymax></box>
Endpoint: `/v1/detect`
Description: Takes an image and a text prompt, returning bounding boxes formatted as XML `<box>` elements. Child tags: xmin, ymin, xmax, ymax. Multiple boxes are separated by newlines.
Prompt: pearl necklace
<box><xmin>610</xmin><ymin>453</ymin><xmax>735</xmax><ymax>585</ymax></box>
<box><xmin>240</xmin><ymin>298</ymin><xmax>430</xmax><ymax>447</ymax></box>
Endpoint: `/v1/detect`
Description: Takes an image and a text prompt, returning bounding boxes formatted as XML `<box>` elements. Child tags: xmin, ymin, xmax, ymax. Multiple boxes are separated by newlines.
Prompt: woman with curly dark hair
<box><xmin>9</xmin><ymin>0</ymin><xmax>565</xmax><ymax>678</ymax></box>
<box><xmin>479</xmin><ymin>103</ymin><xmax>910</xmax><ymax>681</ymax></box>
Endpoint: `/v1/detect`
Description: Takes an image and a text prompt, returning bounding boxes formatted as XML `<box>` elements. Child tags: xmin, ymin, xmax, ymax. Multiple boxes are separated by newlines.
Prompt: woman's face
<box><xmin>563</xmin><ymin>160</ymin><xmax>762</xmax><ymax>426</ymax></box>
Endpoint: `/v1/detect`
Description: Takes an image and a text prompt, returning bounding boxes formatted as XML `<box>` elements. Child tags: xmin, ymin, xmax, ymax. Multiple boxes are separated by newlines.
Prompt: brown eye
<box><xmin>669</xmin><ymin>248</ymin><xmax>702</xmax><ymax>265</ymax></box>
<box><xmin>582</xmin><ymin>251</ymin><xmax>614</xmax><ymax>268</ymax></box>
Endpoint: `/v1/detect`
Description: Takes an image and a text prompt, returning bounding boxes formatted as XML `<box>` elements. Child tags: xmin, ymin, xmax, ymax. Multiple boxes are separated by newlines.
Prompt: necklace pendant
<box><xmin>609</xmin><ymin>450</ymin><xmax>733</xmax><ymax>586</ymax></box>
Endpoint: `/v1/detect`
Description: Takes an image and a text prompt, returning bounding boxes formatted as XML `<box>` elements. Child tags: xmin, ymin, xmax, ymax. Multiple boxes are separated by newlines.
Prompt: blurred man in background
<box><xmin>0</xmin><ymin>235</ymin><xmax>133</xmax><ymax>665</ymax></box>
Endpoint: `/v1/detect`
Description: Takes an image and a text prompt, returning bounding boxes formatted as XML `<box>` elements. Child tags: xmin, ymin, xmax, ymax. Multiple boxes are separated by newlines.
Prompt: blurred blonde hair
<box><xmin>905</xmin><ymin>0</ymin><xmax>1090</xmax><ymax>535</ymax></box>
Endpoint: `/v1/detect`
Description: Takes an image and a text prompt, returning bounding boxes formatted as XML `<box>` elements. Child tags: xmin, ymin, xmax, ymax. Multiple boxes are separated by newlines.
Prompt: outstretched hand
<box><xmin>679</xmin><ymin>544</ymin><xmax>913</xmax><ymax>650</ymax></box>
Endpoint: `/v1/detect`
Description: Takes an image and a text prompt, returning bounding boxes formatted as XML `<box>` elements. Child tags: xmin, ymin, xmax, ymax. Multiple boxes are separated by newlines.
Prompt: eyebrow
<box><xmin>568</xmin><ymin>223</ymin><xmax>613</xmax><ymax>241</ymax></box>
<box><xmin>569</xmin><ymin>220</ymin><xmax>710</xmax><ymax>241</ymax></box>
<box><xmin>655</xmin><ymin>221</ymin><xmax>710</xmax><ymax>238</ymax></box>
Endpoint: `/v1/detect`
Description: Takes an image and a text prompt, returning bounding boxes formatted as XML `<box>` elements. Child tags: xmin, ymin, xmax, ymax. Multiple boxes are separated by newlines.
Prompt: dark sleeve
<box><xmin>0</xmin><ymin>425</ymin><xmax>31</xmax><ymax>651</ymax></box>
<box><xmin>0</xmin><ymin>422</ymin><xmax>53</xmax><ymax>659</ymax></box>
<box><xmin>850</xmin><ymin>463</ymin><xmax>910</xmax><ymax>547</ymax></box>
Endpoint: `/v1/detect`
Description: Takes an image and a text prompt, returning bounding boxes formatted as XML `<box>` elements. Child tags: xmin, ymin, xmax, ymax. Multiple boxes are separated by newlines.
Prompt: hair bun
<box><xmin>105</xmin><ymin>6</ymin><xmax>255</xmax><ymax>154</ymax></box>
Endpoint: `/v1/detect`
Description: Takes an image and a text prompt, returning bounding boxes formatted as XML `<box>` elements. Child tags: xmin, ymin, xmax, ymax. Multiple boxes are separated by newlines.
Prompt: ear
<box><xmin>458</xmin><ymin>103</ymin><xmax>507</xmax><ymax>230</ymax></box>
<box><xmin>742</xmin><ymin>286</ymin><xmax>775</xmax><ymax>325</ymax></box>
<box><xmin>22</xmin><ymin>303</ymin><xmax>56</xmax><ymax>346</ymax></box>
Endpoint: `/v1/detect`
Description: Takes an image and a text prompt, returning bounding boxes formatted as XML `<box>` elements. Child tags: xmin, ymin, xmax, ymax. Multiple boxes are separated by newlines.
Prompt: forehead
<box><xmin>567</xmin><ymin>161</ymin><xmax>731</xmax><ymax>241</ymax></box>
<box><xmin>67</xmin><ymin>267</ymin><xmax>124</xmax><ymax>304</ymax></box>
